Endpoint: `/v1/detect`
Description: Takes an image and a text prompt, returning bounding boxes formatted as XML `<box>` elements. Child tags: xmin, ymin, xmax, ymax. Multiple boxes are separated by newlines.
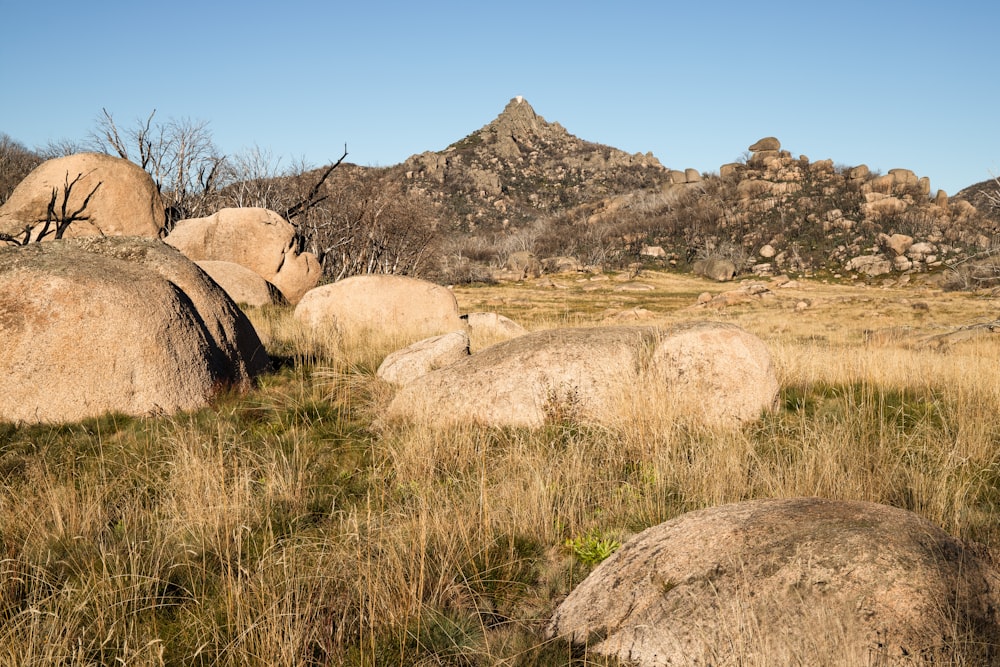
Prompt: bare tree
<box><xmin>90</xmin><ymin>109</ymin><xmax>225</xmax><ymax>229</ymax></box>
<box><xmin>221</xmin><ymin>144</ymin><xmax>348</xmax><ymax>223</ymax></box>
<box><xmin>299</xmin><ymin>170</ymin><xmax>438</xmax><ymax>280</ymax></box>
<box><xmin>0</xmin><ymin>133</ymin><xmax>42</xmax><ymax>205</ymax></box>
<box><xmin>984</xmin><ymin>174</ymin><xmax>1000</xmax><ymax>213</ymax></box>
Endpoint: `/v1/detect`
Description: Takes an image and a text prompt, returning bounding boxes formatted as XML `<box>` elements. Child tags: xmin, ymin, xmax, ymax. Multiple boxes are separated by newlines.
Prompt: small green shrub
<box><xmin>564</xmin><ymin>531</ymin><xmax>621</xmax><ymax>566</ymax></box>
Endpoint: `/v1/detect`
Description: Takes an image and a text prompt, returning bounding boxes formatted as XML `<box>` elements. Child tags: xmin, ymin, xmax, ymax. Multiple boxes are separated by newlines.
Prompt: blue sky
<box><xmin>2</xmin><ymin>1</ymin><xmax>997</xmax><ymax>195</ymax></box>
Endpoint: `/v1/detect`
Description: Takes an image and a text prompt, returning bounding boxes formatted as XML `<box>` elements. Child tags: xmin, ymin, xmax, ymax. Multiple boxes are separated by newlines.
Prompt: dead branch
<box><xmin>283</xmin><ymin>144</ymin><xmax>348</xmax><ymax>221</ymax></box>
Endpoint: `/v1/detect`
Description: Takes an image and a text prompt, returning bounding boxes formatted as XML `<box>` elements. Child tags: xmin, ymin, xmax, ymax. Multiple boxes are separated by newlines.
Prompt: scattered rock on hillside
<box><xmin>294</xmin><ymin>274</ymin><xmax>465</xmax><ymax>346</ymax></box>
<box><xmin>196</xmin><ymin>260</ymin><xmax>287</xmax><ymax>307</ymax></box>
<box><xmin>0</xmin><ymin>237</ymin><xmax>267</xmax><ymax>423</ymax></box>
<box><xmin>0</xmin><ymin>152</ymin><xmax>165</xmax><ymax>243</ymax></box>
<box><xmin>165</xmin><ymin>207</ymin><xmax>320</xmax><ymax>303</ymax></box>
<box><xmin>376</xmin><ymin>331</ymin><xmax>470</xmax><ymax>386</ymax></box>
<box><xmin>385</xmin><ymin>322</ymin><xmax>777</xmax><ymax>429</ymax></box>
<box><xmin>547</xmin><ymin>497</ymin><xmax>1000</xmax><ymax>666</ymax></box>
<box><xmin>845</xmin><ymin>254</ymin><xmax>893</xmax><ymax>277</ymax></box>
<box><xmin>692</xmin><ymin>258</ymin><xmax>737</xmax><ymax>282</ymax></box>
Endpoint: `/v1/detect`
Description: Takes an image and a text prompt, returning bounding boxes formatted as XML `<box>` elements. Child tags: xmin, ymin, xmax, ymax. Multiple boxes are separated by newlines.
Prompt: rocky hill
<box><xmin>955</xmin><ymin>178</ymin><xmax>1000</xmax><ymax>223</ymax></box>
<box><xmin>376</xmin><ymin>99</ymin><xmax>999</xmax><ymax>286</ymax></box>
<box><xmin>395</xmin><ymin>97</ymin><xmax>678</xmax><ymax>230</ymax></box>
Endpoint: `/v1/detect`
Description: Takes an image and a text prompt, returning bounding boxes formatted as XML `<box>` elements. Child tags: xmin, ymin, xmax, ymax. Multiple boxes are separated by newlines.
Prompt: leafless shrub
<box><xmin>90</xmin><ymin>109</ymin><xmax>226</xmax><ymax>229</ymax></box>
<box><xmin>0</xmin><ymin>133</ymin><xmax>42</xmax><ymax>205</ymax></box>
<box><xmin>298</xmin><ymin>169</ymin><xmax>439</xmax><ymax>280</ymax></box>
<box><xmin>942</xmin><ymin>243</ymin><xmax>1000</xmax><ymax>291</ymax></box>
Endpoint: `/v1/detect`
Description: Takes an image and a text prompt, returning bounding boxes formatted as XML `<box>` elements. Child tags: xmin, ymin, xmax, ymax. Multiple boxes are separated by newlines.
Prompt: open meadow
<box><xmin>3</xmin><ymin>269</ymin><xmax>1000</xmax><ymax>665</ymax></box>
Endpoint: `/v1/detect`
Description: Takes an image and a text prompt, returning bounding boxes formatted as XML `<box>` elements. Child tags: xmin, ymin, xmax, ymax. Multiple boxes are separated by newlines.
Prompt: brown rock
<box><xmin>0</xmin><ymin>153</ymin><xmax>165</xmax><ymax>242</ymax></box>
<box><xmin>385</xmin><ymin>322</ymin><xmax>777</xmax><ymax>429</ymax></box>
<box><xmin>748</xmin><ymin>137</ymin><xmax>781</xmax><ymax>152</ymax></box>
<box><xmin>548</xmin><ymin>498</ymin><xmax>1000</xmax><ymax>666</ymax></box>
<box><xmin>376</xmin><ymin>331</ymin><xmax>470</xmax><ymax>386</ymax></box>
<box><xmin>719</xmin><ymin>163</ymin><xmax>742</xmax><ymax>179</ymax></box>
<box><xmin>195</xmin><ymin>260</ymin><xmax>286</xmax><ymax>307</ymax></box>
<box><xmin>848</xmin><ymin>164</ymin><xmax>870</xmax><ymax>179</ymax></box>
<box><xmin>879</xmin><ymin>233</ymin><xmax>914</xmax><ymax>256</ymax></box>
<box><xmin>889</xmin><ymin>168</ymin><xmax>918</xmax><ymax>188</ymax></box>
<box><xmin>0</xmin><ymin>237</ymin><xmax>267</xmax><ymax>423</ymax></box>
<box><xmin>294</xmin><ymin>274</ymin><xmax>464</xmax><ymax>346</ymax></box>
<box><xmin>164</xmin><ymin>207</ymin><xmax>320</xmax><ymax>303</ymax></box>
<box><xmin>461</xmin><ymin>311</ymin><xmax>526</xmax><ymax>338</ymax></box>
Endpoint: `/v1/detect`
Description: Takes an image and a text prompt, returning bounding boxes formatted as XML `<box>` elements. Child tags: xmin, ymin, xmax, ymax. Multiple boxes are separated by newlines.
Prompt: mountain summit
<box><xmin>400</xmin><ymin>97</ymin><xmax>670</xmax><ymax>228</ymax></box>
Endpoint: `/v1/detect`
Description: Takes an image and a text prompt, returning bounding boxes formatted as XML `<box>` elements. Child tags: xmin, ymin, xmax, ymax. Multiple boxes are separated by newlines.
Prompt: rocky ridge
<box><xmin>385</xmin><ymin>100</ymin><xmax>999</xmax><ymax>283</ymax></box>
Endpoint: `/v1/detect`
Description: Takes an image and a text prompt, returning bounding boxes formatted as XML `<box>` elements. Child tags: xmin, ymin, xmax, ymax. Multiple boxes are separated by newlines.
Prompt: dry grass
<box><xmin>3</xmin><ymin>269</ymin><xmax>1000</xmax><ymax>664</ymax></box>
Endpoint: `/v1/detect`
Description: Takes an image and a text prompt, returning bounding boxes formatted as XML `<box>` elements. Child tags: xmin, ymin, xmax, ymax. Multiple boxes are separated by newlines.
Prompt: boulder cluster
<box><xmin>717</xmin><ymin>137</ymin><xmax>994</xmax><ymax>279</ymax></box>
<box><xmin>5</xmin><ymin>145</ymin><xmax>1000</xmax><ymax>663</ymax></box>
<box><xmin>0</xmin><ymin>153</ymin><xmax>326</xmax><ymax>423</ymax></box>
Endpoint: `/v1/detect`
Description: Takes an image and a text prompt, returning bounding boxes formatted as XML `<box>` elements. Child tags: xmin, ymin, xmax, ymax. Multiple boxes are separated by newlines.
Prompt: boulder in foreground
<box><xmin>0</xmin><ymin>237</ymin><xmax>268</xmax><ymax>423</ymax></box>
<box><xmin>548</xmin><ymin>498</ymin><xmax>1000</xmax><ymax>665</ymax></box>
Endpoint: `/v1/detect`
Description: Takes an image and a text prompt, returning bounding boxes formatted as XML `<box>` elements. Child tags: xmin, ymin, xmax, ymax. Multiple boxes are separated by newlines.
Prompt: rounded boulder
<box><xmin>547</xmin><ymin>498</ymin><xmax>1000</xmax><ymax>665</ymax></box>
<box><xmin>165</xmin><ymin>207</ymin><xmax>320</xmax><ymax>303</ymax></box>
<box><xmin>294</xmin><ymin>274</ymin><xmax>465</xmax><ymax>347</ymax></box>
<box><xmin>0</xmin><ymin>152</ymin><xmax>165</xmax><ymax>242</ymax></box>
<box><xmin>196</xmin><ymin>260</ymin><xmax>286</xmax><ymax>307</ymax></box>
<box><xmin>385</xmin><ymin>322</ymin><xmax>777</xmax><ymax>429</ymax></box>
<box><xmin>0</xmin><ymin>237</ymin><xmax>268</xmax><ymax>423</ymax></box>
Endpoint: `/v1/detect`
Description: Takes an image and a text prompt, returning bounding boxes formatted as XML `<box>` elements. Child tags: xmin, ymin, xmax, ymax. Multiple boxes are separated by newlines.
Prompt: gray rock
<box><xmin>548</xmin><ymin>498</ymin><xmax>1000</xmax><ymax>666</ymax></box>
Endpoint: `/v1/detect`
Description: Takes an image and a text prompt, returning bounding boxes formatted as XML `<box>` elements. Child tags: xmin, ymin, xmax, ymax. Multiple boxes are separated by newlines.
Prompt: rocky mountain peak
<box><xmin>399</xmin><ymin>98</ymin><xmax>669</xmax><ymax>229</ymax></box>
<box><xmin>483</xmin><ymin>96</ymin><xmax>564</xmax><ymax>154</ymax></box>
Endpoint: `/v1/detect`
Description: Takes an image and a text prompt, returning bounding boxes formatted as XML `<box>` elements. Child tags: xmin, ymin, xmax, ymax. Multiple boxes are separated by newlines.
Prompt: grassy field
<box><xmin>2</xmin><ymin>269</ymin><xmax>1000</xmax><ymax>665</ymax></box>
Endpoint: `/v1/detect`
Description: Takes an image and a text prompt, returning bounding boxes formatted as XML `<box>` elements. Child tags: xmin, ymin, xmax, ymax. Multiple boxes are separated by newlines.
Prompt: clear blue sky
<box><xmin>2</xmin><ymin>1</ymin><xmax>997</xmax><ymax>196</ymax></box>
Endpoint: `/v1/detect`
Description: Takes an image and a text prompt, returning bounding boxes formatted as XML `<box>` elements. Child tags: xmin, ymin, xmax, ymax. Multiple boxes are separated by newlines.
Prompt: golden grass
<box><xmin>2</xmin><ymin>269</ymin><xmax>1000</xmax><ymax>664</ymax></box>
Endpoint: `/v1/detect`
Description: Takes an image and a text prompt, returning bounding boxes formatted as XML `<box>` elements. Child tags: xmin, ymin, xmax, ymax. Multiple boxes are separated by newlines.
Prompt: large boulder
<box><xmin>385</xmin><ymin>322</ymin><xmax>777</xmax><ymax>429</ymax></box>
<box><xmin>548</xmin><ymin>498</ymin><xmax>1000</xmax><ymax>665</ymax></box>
<box><xmin>0</xmin><ymin>152</ymin><xmax>165</xmax><ymax>243</ymax></box>
<box><xmin>164</xmin><ymin>207</ymin><xmax>320</xmax><ymax>303</ymax></box>
<box><xmin>195</xmin><ymin>260</ymin><xmax>286</xmax><ymax>307</ymax></box>
<box><xmin>0</xmin><ymin>237</ymin><xmax>268</xmax><ymax>423</ymax></box>
<box><xmin>294</xmin><ymin>274</ymin><xmax>465</xmax><ymax>346</ymax></box>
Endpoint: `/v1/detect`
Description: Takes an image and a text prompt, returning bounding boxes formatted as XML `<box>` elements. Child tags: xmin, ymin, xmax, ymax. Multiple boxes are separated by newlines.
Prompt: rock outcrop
<box><xmin>385</xmin><ymin>322</ymin><xmax>777</xmax><ymax>429</ymax></box>
<box><xmin>548</xmin><ymin>498</ymin><xmax>1000</xmax><ymax>665</ymax></box>
<box><xmin>0</xmin><ymin>237</ymin><xmax>268</xmax><ymax>423</ymax></box>
<box><xmin>703</xmin><ymin>137</ymin><xmax>995</xmax><ymax>278</ymax></box>
<box><xmin>0</xmin><ymin>152</ymin><xmax>165</xmax><ymax>243</ymax></box>
<box><xmin>165</xmin><ymin>207</ymin><xmax>320</xmax><ymax>303</ymax></box>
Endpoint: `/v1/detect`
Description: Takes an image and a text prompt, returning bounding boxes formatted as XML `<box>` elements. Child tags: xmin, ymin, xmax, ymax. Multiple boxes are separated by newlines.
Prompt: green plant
<box><xmin>564</xmin><ymin>531</ymin><xmax>621</xmax><ymax>566</ymax></box>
